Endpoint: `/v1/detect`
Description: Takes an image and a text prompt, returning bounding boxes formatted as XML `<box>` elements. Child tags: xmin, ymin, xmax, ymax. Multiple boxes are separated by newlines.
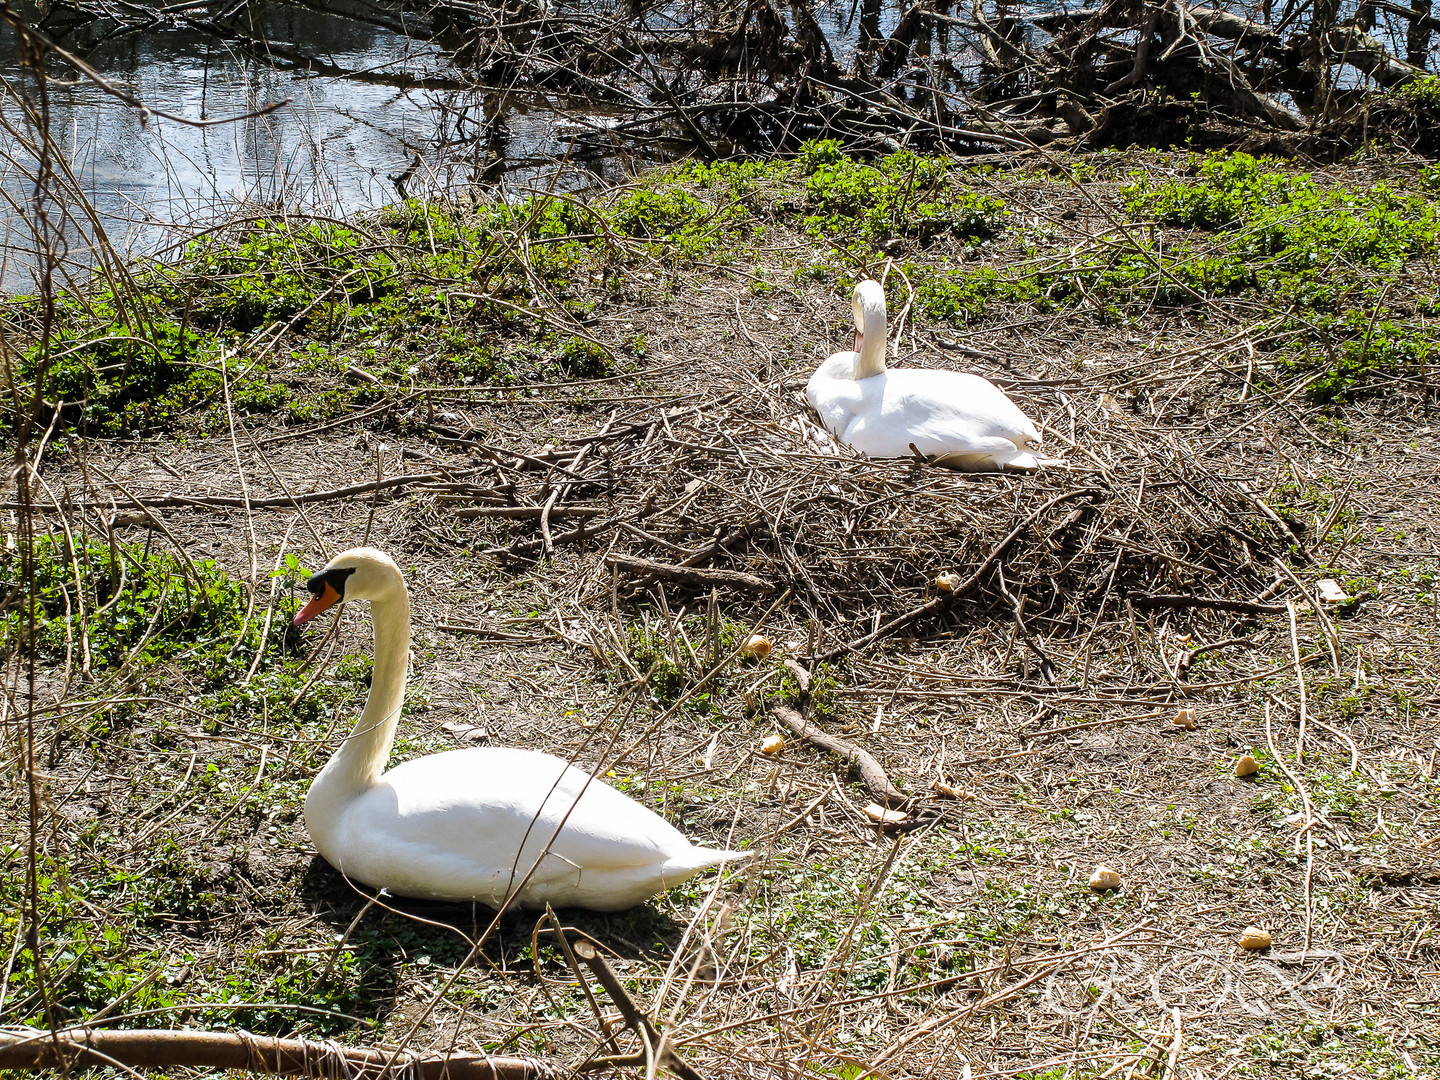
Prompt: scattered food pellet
<box><xmin>1239</xmin><ymin>926</ymin><xmax>1272</xmax><ymax>950</ymax></box>
<box><xmin>935</xmin><ymin>572</ymin><xmax>962</xmax><ymax>592</ymax></box>
<box><xmin>864</xmin><ymin>802</ymin><xmax>909</xmax><ymax>825</ymax></box>
<box><xmin>1088</xmin><ymin>865</ymin><xmax>1122</xmax><ymax>891</ymax></box>
<box><xmin>1235</xmin><ymin>754</ymin><xmax>1260</xmax><ymax>777</ymax></box>
<box><xmin>1316</xmin><ymin>578</ymin><xmax>1350</xmax><ymax>604</ymax></box>
<box><xmin>740</xmin><ymin>634</ymin><xmax>773</xmax><ymax>660</ymax></box>
<box><xmin>1172</xmin><ymin>708</ymin><xmax>1197</xmax><ymax>730</ymax></box>
<box><xmin>759</xmin><ymin>734</ymin><xmax>785</xmax><ymax>755</ymax></box>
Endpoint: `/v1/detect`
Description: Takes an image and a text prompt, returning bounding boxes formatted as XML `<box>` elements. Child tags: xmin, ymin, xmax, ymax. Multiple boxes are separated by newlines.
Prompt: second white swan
<box><xmin>294</xmin><ymin>547</ymin><xmax>749</xmax><ymax>911</ymax></box>
<box><xmin>806</xmin><ymin>279</ymin><xmax>1045</xmax><ymax>471</ymax></box>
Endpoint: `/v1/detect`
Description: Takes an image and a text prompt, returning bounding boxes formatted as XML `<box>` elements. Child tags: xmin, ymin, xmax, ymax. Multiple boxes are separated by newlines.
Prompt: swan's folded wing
<box><xmin>881</xmin><ymin>370</ymin><xmax>1040</xmax><ymax>448</ymax></box>
<box><xmin>335</xmin><ymin>748</ymin><xmax>715</xmax><ymax>903</ymax></box>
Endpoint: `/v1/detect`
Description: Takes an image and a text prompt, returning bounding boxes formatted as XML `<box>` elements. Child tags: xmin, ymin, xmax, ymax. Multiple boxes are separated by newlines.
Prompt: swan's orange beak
<box><xmin>294</xmin><ymin>582</ymin><xmax>342</xmax><ymax>626</ymax></box>
<box><xmin>854</xmin><ymin>330</ymin><xmax>864</xmax><ymax>353</ymax></box>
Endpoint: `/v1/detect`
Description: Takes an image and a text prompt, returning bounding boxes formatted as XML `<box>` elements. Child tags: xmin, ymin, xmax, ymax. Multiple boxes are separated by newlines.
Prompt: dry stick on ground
<box><xmin>0</xmin><ymin>1028</ymin><xmax>560</xmax><ymax>1080</ymax></box>
<box><xmin>487</xmin><ymin>510</ymin><xmax>656</xmax><ymax>561</ymax></box>
<box><xmin>812</xmin><ymin>488</ymin><xmax>1100</xmax><ymax>663</ymax></box>
<box><xmin>1265</xmin><ymin>700</ymin><xmax>1318</xmax><ymax>955</ymax></box>
<box><xmin>0</xmin><ymin>471</ymin><xmax>474</xmax><ymax>512</ymax></box>
<box><xmin>565</xmin><ymin>939</ymin><xmax>703</xmax><ymax>1080</ymax></box>
<box><xmin>995</xmin><ymin>562</ymin><xmax>1057</xmax><ymax>684</ymax></box>
<box><xmin>771</xmin><ymin>704</ymin><xmax>906</xmax><ymax>806</ymax></box>
<box><xmin>456</xmin><ymin>505</ymin><xmax>606</xmax><ymax>519</ymax></box>
<box><xmin>620</xmin><ymin>518</ymin><xmax>769</xmax><ymax>594</ymax></box>
<box><xmin>605</xmin><ymin>554</ymin><xmax>774</xmax><ymax>593</ymax></box>
<box><xmin>1130</xmin><ymin>593</ymin><xmax>1286</xmax><ymax>615</ymax></box>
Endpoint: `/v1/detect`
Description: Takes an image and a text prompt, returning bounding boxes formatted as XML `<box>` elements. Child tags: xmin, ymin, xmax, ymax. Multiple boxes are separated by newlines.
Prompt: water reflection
<box><xmin>0</xmin><ymin>5</ymin><xmax>658</xmax><ymax>290</ymax></box>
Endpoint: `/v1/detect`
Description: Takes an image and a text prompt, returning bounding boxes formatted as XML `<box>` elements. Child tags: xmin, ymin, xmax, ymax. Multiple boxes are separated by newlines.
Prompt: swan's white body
<box><xmin>296</xmin><ymin>549</ymin><xmax>748</xmax><ymax>911</ymax></box>
<box><xmin>806</xmin><ymin>281</ymin><xmax>1044</xmax><ymax>471</ymax></box>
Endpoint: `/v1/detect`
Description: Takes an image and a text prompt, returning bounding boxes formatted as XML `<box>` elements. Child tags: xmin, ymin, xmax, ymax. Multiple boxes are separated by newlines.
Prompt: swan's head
<box><xmin>294</xmin><ymin>547</ymin><xmax>406</xmax><ymax>625</ymax></box>
<box><xmin>851</xmin><ymin>279</ymin><xmax>886</xmax><ymax>353</ymax></box>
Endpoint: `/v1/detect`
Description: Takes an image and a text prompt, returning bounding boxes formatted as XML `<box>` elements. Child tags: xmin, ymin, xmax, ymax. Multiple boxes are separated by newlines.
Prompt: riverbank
<box><xmin>3</xmin><ymin>146</ymin><xmax>1439</xmax><ymax>1077</ymax></box>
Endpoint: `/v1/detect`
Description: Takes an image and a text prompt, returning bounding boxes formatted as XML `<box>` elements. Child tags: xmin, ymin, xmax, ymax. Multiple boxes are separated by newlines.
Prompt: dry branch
<box><xmin>605</xmin><ymin>554</ymin><xmax>774</xmax><ymax>593</ymax></box>
<box><xmin>0</xmin><ymin>472</ymin><xmax>467</xmax><ymax>512</ymax></box>
<box><xmin>568</xmin><ymin>940</ymin><xmax>702</xmax><ymax>1080</ymax></box>
<box><xmin>812</xmin><ymin>488</ymin><xmax>1101</xmax><ymax>662</ymax></box>
<box><xmin>1130</xmin><ymin>593</ymin><xmax>1285</xmax><ymax>615</ymax></box>
<box><xmin>0</xmin><ymin>1028</ymin><xmax>560</xmax><ymax>1080</ymax></box>
<box><xmin>771</xmin><ymin>704</ymin><xmax>906</xmax><ymax>805</ymax></box>
<box><xmin>455</xmin><ymin>505</ymin><xmax>606</xmax><ymax>519</ymax></box>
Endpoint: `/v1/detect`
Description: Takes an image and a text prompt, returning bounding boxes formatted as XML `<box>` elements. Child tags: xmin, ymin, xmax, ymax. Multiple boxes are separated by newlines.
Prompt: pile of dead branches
<box><xmin>419</xmin><ymin>377</ymin><xmax>1294</xmax><ymax>675</ymax></box>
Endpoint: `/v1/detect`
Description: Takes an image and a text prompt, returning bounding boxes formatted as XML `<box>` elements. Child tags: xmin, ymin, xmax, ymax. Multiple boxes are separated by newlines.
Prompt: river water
<box><xmin>0</xmin><ymin>0</ymin><xmax>1397</xmax><ymax>291</ymax></box>
<box><xmin>0</xmin><ymin>3</ymin><xmax>690</xmax><ymax>291</ymax></box>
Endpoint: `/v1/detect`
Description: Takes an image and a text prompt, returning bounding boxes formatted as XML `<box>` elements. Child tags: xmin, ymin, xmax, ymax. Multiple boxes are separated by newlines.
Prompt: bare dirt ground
<box><xmin>3</xmin><ymin>150</ymin><xmax>1439</xmax><ymax>1080</ymax></box>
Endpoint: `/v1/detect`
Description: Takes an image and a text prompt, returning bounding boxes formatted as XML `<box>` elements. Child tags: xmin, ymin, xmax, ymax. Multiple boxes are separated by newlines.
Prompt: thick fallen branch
<box><xmin>569</xmin><ymin>940</ymin><xmax>702</xmax><ymax>1080</ymax></box>
<box><xmin>1330</xmin><ymin>27</ymin><xmax>1425</xmax><ymax>86</ymax></box>
<box><xmin>605</xmin><ymin>554</ymin><xmax>774</xmax><ymax>593</ymax></box>
<box><xmin>0</xmin><ymin>1028</ymin><xmax>560</xmax><ymax>1080</ymax></box>
<box><xmin>771</xmin><ymin>704</ymin><xmax>906</xmax><ymax>805</ymax></box>
<box><xmin>0</xmin><ymin>472</ymin><xmax>468</xmax><ymax>512</ymax></box>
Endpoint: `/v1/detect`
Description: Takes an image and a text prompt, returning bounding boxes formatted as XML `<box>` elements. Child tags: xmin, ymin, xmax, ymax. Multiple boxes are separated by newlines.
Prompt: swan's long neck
<box><xmin>305</xmin><ymin>584</ymin><xmax>410</xmax><ymax>843</ymax></box>
<box><xmin>853</xmin><ymin>297</ymin><xmax>888</xmax><ymax>380</ymax></box>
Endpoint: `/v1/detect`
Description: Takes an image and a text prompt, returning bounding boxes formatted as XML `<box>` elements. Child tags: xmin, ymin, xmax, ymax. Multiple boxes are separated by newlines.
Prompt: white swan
<box><xmin>806</xmin><ymin>279</ymin><xmax>1045</xmax><ymax>471</ymax></box>
<box><xmin>294</xmin><ymin>547</ymin><xmax>749</xmax><ymax>911</ymax></box>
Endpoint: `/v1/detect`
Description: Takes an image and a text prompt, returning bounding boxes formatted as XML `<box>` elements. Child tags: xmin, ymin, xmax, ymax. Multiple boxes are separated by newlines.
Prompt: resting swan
<box><xmin>806</xmin><ymin>280</ymin><xmax>1044</xmax><ymax>471</ymax></box>
<box><xmin>294</xmin><ymin>547</ymin><xmax>749</xmax><ymax>911</ymax></box>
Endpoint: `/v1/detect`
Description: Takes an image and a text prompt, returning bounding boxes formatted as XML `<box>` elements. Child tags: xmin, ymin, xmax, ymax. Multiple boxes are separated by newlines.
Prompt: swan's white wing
<box><xmin>843</xmin><ymin>370</ymin><xmax>1039</xmax><ymax>461</ymax></box>
<box><xmin>332</xmin><ymin>747</ymin><xmax>722</xmax><ymax>904</ymax></box>
<box><xmin>884</xmin><ymin>369</ymin><xmax>1039</xmax><ymax>444</ymax></box>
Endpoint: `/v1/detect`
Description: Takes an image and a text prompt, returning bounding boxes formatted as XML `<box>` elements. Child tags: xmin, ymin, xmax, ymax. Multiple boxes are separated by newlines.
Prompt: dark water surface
<box><xmin>0</xmin><ymin>4</ymin><xmax>670</xmax><ymax>290</ymax></box>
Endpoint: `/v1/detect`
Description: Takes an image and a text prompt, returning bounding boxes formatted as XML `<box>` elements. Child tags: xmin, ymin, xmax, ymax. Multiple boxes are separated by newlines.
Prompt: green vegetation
<box><xmin>794</xmin><ymin>141</ymin><xmax>1007</xmax><ymax>245</ymax></box>
<box><xmin>742</xmin><ymin>842</ymin><xmax>972</xmax><ymax>994</ymax></box>
<box><xmin>896</xmin><ymin>151</ymin><xmax>1440</xmax><ymax>404</ymax></box>
<box><xmin>1123</xmin><ymin>153</ymin><xmax>1440</xmax><ymax>400</ymax></box>
<box><xmin>9</xmin><ymin>142</ymin><xmax>1011</xmax><ymax>435</ymax></box>
<box><xmin>0</xmin><ymin>846</ymin><xmax>377</xmax><ymax>1033</ymax></box>
<box><xmin>7</xmin><ymin>146</ymin><xmax>1436</xmax><ymax>439</ymax></box>
<box><xmin>0</xmin><ymin>537</ymin><xmax>396</xmax><ymax>1031</ymax></box>
<box><xmin>0</xmin><ymin>536</ymin><xmax>358</xmax><ymax>731</ymax></box>
<box><xmin>622</xmin><ymin>605</ymin><xmax>747</xmax><ymax>709</ymax></box>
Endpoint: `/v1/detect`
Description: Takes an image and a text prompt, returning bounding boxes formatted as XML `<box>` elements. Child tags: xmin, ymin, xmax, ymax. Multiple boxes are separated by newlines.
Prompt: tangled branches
<box><xmin>29</xmin><ymin>0</ymin><xmax>1440</xmax><ymax>168</ymax></box>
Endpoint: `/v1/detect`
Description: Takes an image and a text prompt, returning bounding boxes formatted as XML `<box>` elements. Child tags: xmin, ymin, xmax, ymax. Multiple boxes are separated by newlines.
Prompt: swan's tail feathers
<box><xmin>1002</xmin><ymin>450</ymin><xmax>1041</xmax><ymax>471</ymax></box>
<box><xmin>665</xmin><ymin>847</ymin><xmax>754</xmax><ymax>874</ymax></box>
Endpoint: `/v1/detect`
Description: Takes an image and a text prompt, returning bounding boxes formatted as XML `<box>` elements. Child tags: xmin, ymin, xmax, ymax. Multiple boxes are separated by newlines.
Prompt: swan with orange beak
<box><xmin>292</xmin><ymin>547</ymin><xmax>750</xmax><ymax>910</ymax></box>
